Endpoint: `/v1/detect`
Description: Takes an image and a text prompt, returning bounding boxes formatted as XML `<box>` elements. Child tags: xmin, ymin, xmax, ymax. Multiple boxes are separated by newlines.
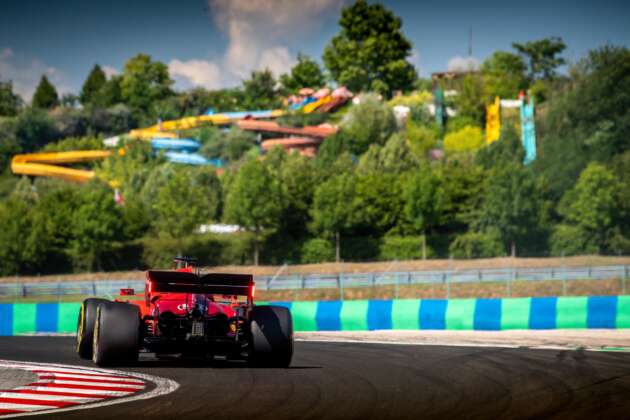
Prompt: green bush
<box><xmin>340</xmin><ymin>94</ymin><xmax>396</xmax><ymax>155</ymax></box>
<box><xmin>379</xmin><ymin>235</ymin><xmax>434</xmax><ymax>260</ymax></box>
<box><xmin>549</xmin><ymin>224</ymin><xmax>595</xmax><ymax>256</ymax></box>
<box><xmin>15</xmin><ymin>107</ymin><xmax>60</xmax><ymax>151</ymax></box>
<box><xmin>449</xmin><ymin>231</ymin><xmax>504</xmax><ymax>259</ymax></box>
<box><xmin>301</xmin><ymin>238</ymin><xmax>335</xmax><ymax>263</ymax></box>
<box><xmin>42</xmin><ymin>136</ymin><xmax>104</xmax><ymax>152</ymax></box>
<box><xmin>446</xmin><ymin>115</ymin><xmax>480</xmax><ymax>133</ymax></box>
<box><xmin>443</xmin><ymin>125</ymin><xmax>485</xmax><ymax>153</ymax></box>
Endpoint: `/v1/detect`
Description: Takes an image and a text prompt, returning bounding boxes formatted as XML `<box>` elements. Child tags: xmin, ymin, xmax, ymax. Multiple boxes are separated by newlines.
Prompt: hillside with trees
<box><xmin>0</xmin><ymin>1</ymin><xmax>628</xmax><ymax>275</ymax></box>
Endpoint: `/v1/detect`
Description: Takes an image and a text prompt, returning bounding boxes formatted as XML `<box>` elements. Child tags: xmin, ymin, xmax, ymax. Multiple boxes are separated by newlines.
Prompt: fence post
<box><xmin>562</xmin><ymin>268</ymin><xmax>567</xmax><ymax>297</ymax></box>
<box><xmin>623</xmin><ymin>266</ymin><xmax>628</xmax><ymax>295</ymax></box>
<box><xmin>446</xmin><ymin>271</ymin><xmax>451</xmax><ymax>300</ymax></box>
<box><xmin>339</xmin><ymin>273</ymin><xmax>344</xmax><ymax>301</ymax></box>
<box><xmin>394</xmin><ymin>273</ymin><xmax>399</xmax><ymax>300</ymax></box>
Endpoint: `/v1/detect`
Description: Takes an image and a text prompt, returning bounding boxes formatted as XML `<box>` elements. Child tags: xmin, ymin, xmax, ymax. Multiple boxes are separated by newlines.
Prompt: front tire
<box><xmin>76</xmin><ymin>298</ymin><xmax>109</xmax><ymax>359</ymax></box>
<box><xmin>92</xmin><ymin>302</ymin><xmax>140</xmax><ymax>366</ymax></box>
<box><xmin>249</xmin><ymin>305</ymin><xmax>293</xmax><ymax>367</ymax></box>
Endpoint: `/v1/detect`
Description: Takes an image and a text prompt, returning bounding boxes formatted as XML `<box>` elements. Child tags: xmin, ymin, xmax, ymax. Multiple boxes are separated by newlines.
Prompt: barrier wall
<box><xmin>1</xmin><ymin>297</ymin><xmax>629</xmax><ymax>335</ymax></box>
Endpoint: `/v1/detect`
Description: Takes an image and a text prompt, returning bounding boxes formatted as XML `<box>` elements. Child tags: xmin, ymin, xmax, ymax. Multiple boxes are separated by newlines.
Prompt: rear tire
<box><xmin>76</xmin><ymin>298</ymin><xmax>109</xmax><ymax>359</ymax></box>
<box><xmin>92</xmin><ymin>302</ymin><xmax>140</xmax><ymax>366</ymax></box>
<box><xmin>249</xmin><ymin>305</ymin><xmax>293</xmax><ymax>367</ymax></box>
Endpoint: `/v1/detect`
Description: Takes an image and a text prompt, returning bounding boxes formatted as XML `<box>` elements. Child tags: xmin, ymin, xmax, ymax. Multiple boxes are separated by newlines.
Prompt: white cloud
<box><xmin>168</xmin><ymin>59</ymin><xmax>222</xmax><ymax>90</ymax></box>
<box><xmin>102</xmin><ymin>65</ymin><xmax>119</xmax><ymax>78</ymax></box>
<box><xmin>409</xmin><ymin>49</ymin><xmax>421</xmax><ymax>75</ymax></box>
<box><xmin>447</xmin><ymin>56</ymin><xmax>480</xmax><ymax>72</ymax></box>
<box><xmin>0</xmin><ymin>48</ymin><xmax>13</xmax><ymax>59</ymax></box>
<box><xmin>0</xmin><ymin>47</ymin><xmax>72</xmax><ymax>101</ymax></box>
<box><xmin>169</xmin><ymin>0</ymin><xmax>343</xmax><ymax>90</ymax></box>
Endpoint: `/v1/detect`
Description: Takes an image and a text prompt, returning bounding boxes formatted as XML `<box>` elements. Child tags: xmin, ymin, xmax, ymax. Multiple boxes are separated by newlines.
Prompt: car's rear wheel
<box><xmin>249</xmin><ymin>305</ymin><xmax>293</xmax><ymax>367</ymax></box>
<box><xmin>76</xmin><ymin>298</ymin><xmax>109</xmax><ymax>359</ymax></box>
<box><xmin>92</xmin><ymin>302</ymin><xmax>140</xmax><ymax>366</ymax></box>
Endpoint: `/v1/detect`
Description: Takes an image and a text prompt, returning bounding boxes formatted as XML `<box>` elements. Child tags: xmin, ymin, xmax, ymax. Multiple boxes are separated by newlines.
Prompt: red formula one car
<box><xmin>76</xmin><ymin>257</ymin><xmax>293</xmax><ymax>367</ymax></box>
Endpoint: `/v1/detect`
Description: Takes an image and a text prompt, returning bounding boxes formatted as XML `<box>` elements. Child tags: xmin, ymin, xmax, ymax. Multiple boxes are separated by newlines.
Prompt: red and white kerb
<box><xmin>0</xmin><ymin>361</ymin><xmax>146</xmax><ymax>417</ymax></box>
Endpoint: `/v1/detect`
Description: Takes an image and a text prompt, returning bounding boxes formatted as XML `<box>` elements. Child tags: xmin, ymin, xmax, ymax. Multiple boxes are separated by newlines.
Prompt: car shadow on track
<box><xmin>130</xmin><ymin>356</ymin><xmax>321</xmax><ymax>370</ymax></box>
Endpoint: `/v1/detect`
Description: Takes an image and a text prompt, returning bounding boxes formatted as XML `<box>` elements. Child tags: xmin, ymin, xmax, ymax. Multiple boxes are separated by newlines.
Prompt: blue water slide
<box><xmin>164</xmin><ymin>152</ymin><xmax>210</xmax><ymax>166</ymax></box>
<box><xmin>151</xmin><ymin>138</ymin><xmax>201</xmax><ymax>152</ymax></box>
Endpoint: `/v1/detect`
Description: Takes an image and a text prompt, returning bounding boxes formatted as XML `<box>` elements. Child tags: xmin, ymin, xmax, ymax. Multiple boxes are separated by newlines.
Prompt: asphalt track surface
<box><xmin>1</xmin><ymin>337</ymin><xmax>630</xmax><ymax>419</ymax></box>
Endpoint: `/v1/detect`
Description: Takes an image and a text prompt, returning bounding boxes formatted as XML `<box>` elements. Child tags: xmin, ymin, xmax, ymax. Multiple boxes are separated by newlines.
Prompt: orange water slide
<box><xmin>11</xmin><ymin>150</ymin><xmax>112</xmax><ymax>183</ymax></box>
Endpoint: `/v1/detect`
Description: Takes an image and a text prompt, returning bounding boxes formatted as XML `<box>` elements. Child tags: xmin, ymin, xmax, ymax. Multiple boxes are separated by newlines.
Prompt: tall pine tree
<box><xmin>32</xmin><ymin>75</ymin><xmax>59</xmax><ymax>109</ymax></box>
<box><xmin>80</xmin><ymin>64</ymin><xmax>106</xmax><ymax>105</ymax></box>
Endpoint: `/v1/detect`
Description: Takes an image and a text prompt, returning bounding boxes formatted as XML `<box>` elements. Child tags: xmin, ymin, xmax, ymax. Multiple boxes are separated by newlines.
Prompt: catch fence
<box><xmin>0</xmin><ymin>265</ymin><xmax>627</xmax><ymax>300</ymax></box>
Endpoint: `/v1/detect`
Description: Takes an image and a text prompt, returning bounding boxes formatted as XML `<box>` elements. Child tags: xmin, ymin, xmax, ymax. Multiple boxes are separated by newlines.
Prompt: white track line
<box><xmin>0</xmin><ymin>359</ymin><xmax>179</xmax><ymax>418</ymax></box>
<box><xmin>296</xmin><ymin>337</ymin><xmax>630</xmax><ymax>353</ymax></box>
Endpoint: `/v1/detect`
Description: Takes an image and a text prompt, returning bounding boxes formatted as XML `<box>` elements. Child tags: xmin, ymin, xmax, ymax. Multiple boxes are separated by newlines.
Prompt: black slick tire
<box><xmin>92</xmin><ymin>301</ymin><xmax>140</xmax><ymax>366</ymax></box>
<box><xmin>249</xmin><ymin>305</ymin><xmax>293</xmax><ymax>367</ymax></box>
<box><xmin>76</xmin><ymin>298</ymin><xmax>109</xmax><ymax>359</ymax></box>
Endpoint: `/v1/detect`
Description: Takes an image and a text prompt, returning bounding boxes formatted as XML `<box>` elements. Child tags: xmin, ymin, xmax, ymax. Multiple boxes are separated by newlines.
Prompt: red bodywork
<box><xmin>122</xmin><ymin>267</ymin><xmax>254</xmax><ymax>318</ymax></box>
<box><xmin>117</xmin><ymin>266</ymin><xmax>255</xmax><ymax>356</ymax></box>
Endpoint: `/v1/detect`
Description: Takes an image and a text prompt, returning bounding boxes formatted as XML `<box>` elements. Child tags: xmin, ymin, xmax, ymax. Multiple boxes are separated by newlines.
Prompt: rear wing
<box><xmin>146</xmin><ymin>270</ymin><xmax>255</xmax><ymax>303</ymax></box>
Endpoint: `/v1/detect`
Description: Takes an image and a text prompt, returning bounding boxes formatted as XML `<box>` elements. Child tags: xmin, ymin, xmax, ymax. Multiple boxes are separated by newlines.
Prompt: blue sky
<box><xmin>1</xmin><ymin>0</ymin><xmax>628</xmax><ymax>100</ymax></box>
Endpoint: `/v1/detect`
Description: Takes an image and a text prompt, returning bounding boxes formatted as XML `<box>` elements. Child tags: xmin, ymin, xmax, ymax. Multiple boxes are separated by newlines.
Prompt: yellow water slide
<box><xmin>128</xmin><ymin>111</ymin><xmax>285</xmax><ymax>140</ymax></box>
<box><xmin>11</xmin><ymin>109</ymin><xmax>285</xmax><ymax>184</ymax></box>
<box><xmin>11</xmin><ymin>150</ymin><xmax>112</xmax><ymax>183</ymax></box>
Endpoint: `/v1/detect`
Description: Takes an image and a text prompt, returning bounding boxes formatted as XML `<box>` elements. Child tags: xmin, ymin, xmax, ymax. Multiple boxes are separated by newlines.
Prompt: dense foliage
<box><xmin>0</xmin><ymin>1</ymin><xmax>627</xmax><ymax>275</ymax></box>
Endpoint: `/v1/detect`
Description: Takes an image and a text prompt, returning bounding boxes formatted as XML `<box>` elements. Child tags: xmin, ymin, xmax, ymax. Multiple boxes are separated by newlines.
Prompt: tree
<box><xmin>311</xmin><ymin>173</ymin><xmax>357</xmax><ymax>262</ymax></box>
<box><xmin>357</xmin><ymin>133</ymin><xmax>418</xmax><ymax>174</ymax></box>
<box><xmin>473</xmin><ymin>163</ymin><xmax>543</xmax><ymax>256</ymax></box>
<box><xmin>481</xmin><ymin>51</ymin><xmax>527</xmax><ymax>99</ymax></box>
<box><xmin>440</xmin><ymin>161</ymin><xmax>487</xmax><ymax>235</ymax></box>
<box><xmin>200</xmin><ymin>127</ymin><xmax>257</xmax><ymax>163</ymax></box>
<box><xmin>80</xmin><ymin>64</ymin><xmax>107</xmax><ymax>105</ymax></box>
<box><xmin>0</xmin><ymin>79</ymin><xmax>22</xmax><ymax>116</ymax></box>
<box><xmin>225</xmin><ymin>158</ymin><xmax>283</xmax><ymax>265</ymax></box>
<box><xmin>323</xmin><ymin>0</ymin><xmax>416</xmax><ymax>96</ymax></box>
<box><xmin>280</xmin><ymin>54</ymin><xmax>326</xmax><ymax>92</ymax></box>
<box><xmin>406</xmin><ymin>121</ymin><xmax>437</xmax><ymax>159</ymax></box>
<box><xmin>152</xmin><ymin>166</ymin><xmax>220</xmax><ymax>251</ymax></box>
<box><xmin>276</xmin><ymin>151</ymin><xmax>317</xmax><ymax>240</ymax></box>
<box><xmin>552</xmin><ymin>163</ymin><xmax>623</xmax><ymax>255</ymax></box>
<box><xmin>340</xmin><ymin>94</ymin><xmax>397</xmax><ymax>154</ymax></box>
<box><xmin>120</xmin><ymin>54</ymin><xmax>173</xmax><ymax>113</ymax></box>
<box><xmin>32</xmin><ymin>75</ymin><xmax>59</xmax><ymax>109</ymax></box>
<box><xmin>354</xmin><ymin>172</ymin><xmax>404</xmax><ymax>235</ymax></box>
<box><xmin>68</xmin><ymin>182</ymin><xmax>125</xmax><ymax>271</ymax></box>
<box><xmin>403</xmin><ymin>165</ymin><xmax>444</xmax><ymax>257</ymax></box>
<box><xmin>536</xmin><ymin>45</ymin><xmax>630</xmax><ymax>199</ymax></box>
<box><xmin>15</xmin><ymin>107</ymin><xmax>59</xmax><ymax>151</ymax></box>
<box><xmin>242</xmin><ymin>69</ymin><xmax>281</xmax><ymax>110</ymax></box>
<box><xmin>95</xmin><ymin>75</ymin><xmax>123</xmax><ymax>107</ymax></box>
<box><xmin>454</xmin><ymin>74</ymin><xmax>486</xmax><ymax>125</ymax></box>
<box><xmin>513</xmin><ymin>37</ymin><xmax>566</xmax><ymax>80</ymax></box>
<box><xmin>0</xmin><ymin>197</ymin><xmax>36</xmax><ymax>275</ymax></box>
